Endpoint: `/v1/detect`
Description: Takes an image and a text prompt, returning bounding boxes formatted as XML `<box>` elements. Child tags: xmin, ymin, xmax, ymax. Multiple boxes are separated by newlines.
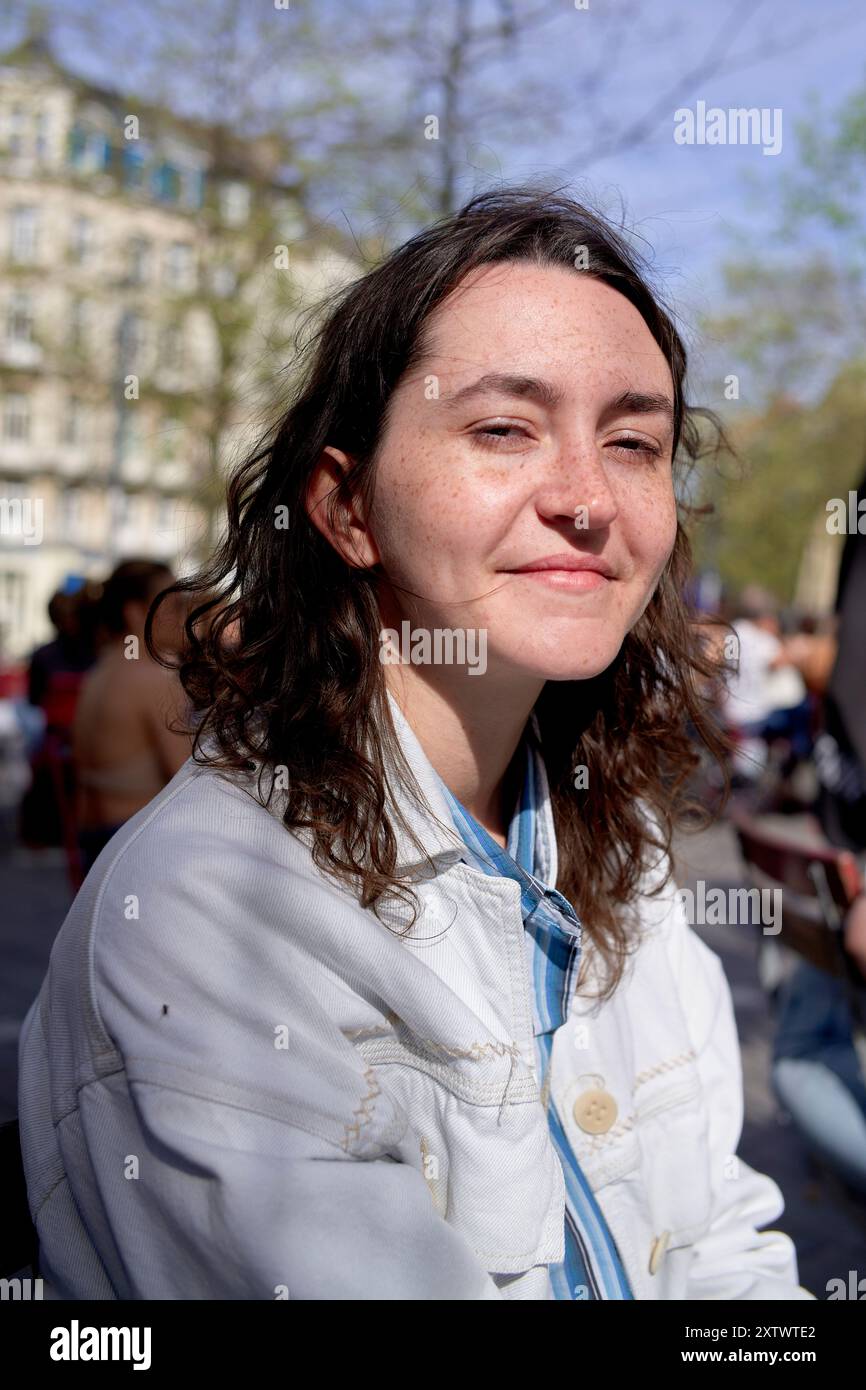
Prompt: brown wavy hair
<box><xmin>148</xmin><ymin>184</ymin><xmax>731</xmax><ymax>1003</ymax></box>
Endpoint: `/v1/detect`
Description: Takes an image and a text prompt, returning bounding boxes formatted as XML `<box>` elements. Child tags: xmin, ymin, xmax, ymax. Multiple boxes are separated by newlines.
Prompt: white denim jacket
<box><xmin>18</xmin><ymin>694</ymin><xmax>816</xmax><ymax>1300</ymax></box>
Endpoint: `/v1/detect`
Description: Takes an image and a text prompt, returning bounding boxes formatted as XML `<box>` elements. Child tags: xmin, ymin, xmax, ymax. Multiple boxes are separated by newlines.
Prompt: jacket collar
<box><xmin>215</xmin><ymin>688</ymin><xmax>559</xmax><ymax>888</ymax></box>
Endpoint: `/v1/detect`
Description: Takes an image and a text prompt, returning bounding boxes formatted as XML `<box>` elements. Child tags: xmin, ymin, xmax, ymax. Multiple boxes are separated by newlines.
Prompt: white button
<box><xmin>572</xmin><ymin>1088</ymin><xmax>617</xmax><ymax>1134</ymax></box>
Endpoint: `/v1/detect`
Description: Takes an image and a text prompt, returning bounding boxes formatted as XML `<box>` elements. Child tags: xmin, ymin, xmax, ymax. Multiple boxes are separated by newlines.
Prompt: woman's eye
<box><xmin>469</xmin><ymin>423</ymin><xmax>530</xmax><ymax>449</ymax></box>
<box><xmin>609</xmin><ymin>437</ymin><xmax>661</xmax><ymax>460</ymax></box>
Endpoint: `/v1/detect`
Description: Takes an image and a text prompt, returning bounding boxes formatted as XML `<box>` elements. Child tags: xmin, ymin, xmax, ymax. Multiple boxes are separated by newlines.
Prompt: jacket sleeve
<box><xmin>671</xmin><ymin>902</ymin><xmax>816</xmax><ymax>1300</ymax></box>
<box><xmin>84</xmin><ymin>820</ymin><xmax>506</xmax><ymax>1302</ymax></box>
<box><xmin>99</xmin><ymin>1076</ymin><xmax>504</xmax><ymax>1300</ymax></box>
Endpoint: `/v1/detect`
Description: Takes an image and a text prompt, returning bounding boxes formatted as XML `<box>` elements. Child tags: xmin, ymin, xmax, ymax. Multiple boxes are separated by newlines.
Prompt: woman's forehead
<box><xmin>411</xmin><ymin>263</ymin><xmax>673</xmax><ymax>397</ymax></box>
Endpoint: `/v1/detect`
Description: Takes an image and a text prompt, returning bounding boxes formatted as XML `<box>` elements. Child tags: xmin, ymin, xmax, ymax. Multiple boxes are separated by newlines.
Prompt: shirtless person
<box><xmin>72</xmin><ymin>559</ymin><xmax>192</xmax><ymax>875</ymax></box>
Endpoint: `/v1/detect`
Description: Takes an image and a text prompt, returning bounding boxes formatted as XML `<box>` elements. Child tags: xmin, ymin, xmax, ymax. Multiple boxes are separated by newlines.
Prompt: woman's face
<box><xmin>360</xmin><ymin>260</ymin><xmax>679</xmax><ymax>683</ymax></box>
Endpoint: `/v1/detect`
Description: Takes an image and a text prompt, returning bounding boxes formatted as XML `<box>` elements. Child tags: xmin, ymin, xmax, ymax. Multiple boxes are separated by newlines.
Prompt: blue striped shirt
<box><xmin>435</xmin><ymin>722</ymin><xmax>634</xmax><ymax>1300</ymax></box>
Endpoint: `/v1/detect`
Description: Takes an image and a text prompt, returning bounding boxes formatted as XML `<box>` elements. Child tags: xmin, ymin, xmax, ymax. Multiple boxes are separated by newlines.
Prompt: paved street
<box><xmin>3</xmin><ymin>816</ymin><xmax>865</xmax><ymax>1299</ymax></box>
<box><xmin>0</xmin><ymin>843</ymin><xmax>71</xmax><ymax>1125</ymax></box>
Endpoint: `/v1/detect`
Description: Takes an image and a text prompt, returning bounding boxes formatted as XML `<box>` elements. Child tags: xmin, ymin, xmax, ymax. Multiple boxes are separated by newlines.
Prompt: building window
<box><xmin>68</xmin><ymin>123</ymin><xmax>87</xmax><ymax>165</ymax></box>
<box><xmin>210</xmin><ymin>263</ymin><xmax>237</xmax><ymax>297</ymax></box>
<box><xmin>219</xmin><ymin>181</ymin><xmax>251</xmax><ymax>227</ymax></box>
<box><xmin>164</xmin><ymin>242</ymin><xmax>195</xmax><ymax>293</ymax></box>
<box><xmin>160</xmin><ymin>324</ymin><xmax>184</xmax><ymax>371</ymax></box>
<box><xmin>69</xmin><ymin>214</ymin><xmax>95</xmax><ymax>265</ymax></box>
<box><xmin>63</xmin><ymin>396</ymin><xmax>86</xmax><ymax>445</ymax></box>
<box><xmin>34</xmin><ymin>111</ymin><xmax>48</xmax><ymax>160</ymax></box>
<box><xmin>9</xmin><ymin>205</ymin><xmax>39</xmax><ymax>263</ymax></box>
<box><xmin>122</xmin><ymin>142</ymin><xmax>147</xmax><ymax>189</ymax></box>
<box><xmin>153</xmin><ymin>161</ymin><xmax>181</xmax><ymax>202</ymax></box>
<box><xmin>127</xmin><ymin>235</ymin><xmax>151</xmax><ymax>285</ymax></box>
<box><xmin>2</xmin><ymin>393</ymin><xmax>31</xmax><ymax>441</ymax></box>
<box><xmin>7</xmin><ymin>102</ymin><xmax>26</xmax><ymax>157</ymax></box>
<box><xmin>68</xmin><ymin>297</ymin><xmax>89</xmax><ymax>351</ymax></box>
<box><xmin>68</xmin><ymin>124</ymin><xmax>111</xmax><ymax>172</ymax></box>
<box><xmin>181</xmin><ymin>167</ymin><xmax>205</xmax><ymax>209</ymax></box>
<box><xmin>60</xmin><ymin>487</ymin><xmax>84</xmax><ymax>532</ymax></box>
<box><xmin>118</xmin><ymin>310</ymin><xmax>147</xmax><ymax>368</ymax></box>
<box><xmin>6</xmin><ymin>291</ymin><xmax>33</xmax><ymax>343</ymax></box>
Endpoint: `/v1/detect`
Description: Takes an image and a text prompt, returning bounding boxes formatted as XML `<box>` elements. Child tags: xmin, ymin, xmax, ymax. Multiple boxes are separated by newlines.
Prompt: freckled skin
<box><xmin>365</xmin><ymin>261</ymin><xmax>678</xmax><ymax>686</ymax></box>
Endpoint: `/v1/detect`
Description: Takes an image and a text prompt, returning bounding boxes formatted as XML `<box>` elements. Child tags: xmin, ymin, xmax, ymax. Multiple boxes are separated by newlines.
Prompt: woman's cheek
<box><xmin>635</xmin><ymin>480</ymin><xmax>677</xmax><ymax>565</ymax></box>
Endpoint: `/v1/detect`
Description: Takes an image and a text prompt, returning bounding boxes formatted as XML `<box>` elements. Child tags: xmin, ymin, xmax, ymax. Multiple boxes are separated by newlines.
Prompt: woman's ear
<box><xmin>305</xmin><ymin>446</ymin><xmax>381</xmax><ymax>570</ymax></box>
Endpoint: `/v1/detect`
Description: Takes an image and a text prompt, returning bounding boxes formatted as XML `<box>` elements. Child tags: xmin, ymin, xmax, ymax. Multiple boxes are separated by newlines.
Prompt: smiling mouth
<box><xmin>508</xmin><ymin>567</ymin><xmax>610</xmax><ymax>591</ymax></box>
<box><xmin>503</xmin><ymin>553</ymin><xmax>616</xmax><ymax>590</ymax></box>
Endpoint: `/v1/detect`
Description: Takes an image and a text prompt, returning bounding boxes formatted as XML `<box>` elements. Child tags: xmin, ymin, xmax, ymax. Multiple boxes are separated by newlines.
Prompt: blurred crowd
<box><xmin>1</xmin><ymin>559</ymin><xmax>193</xmax><ymax>885</ymax></box>
<box><xmin>701</xmin><ymin>477</ymin><xmax>866</xmax><ymax>856</ymax></box>
<box><xmin>698</xmin><ymin>468</ymin><xmax>866</xmax><ymax>1202</ymax></box>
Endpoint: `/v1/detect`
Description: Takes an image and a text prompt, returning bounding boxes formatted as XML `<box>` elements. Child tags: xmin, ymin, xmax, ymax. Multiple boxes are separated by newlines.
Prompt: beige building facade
<box><xmin>0</xmin><ymin>31</ymin><xmax>355</xmax><ymax>660</ymax></box>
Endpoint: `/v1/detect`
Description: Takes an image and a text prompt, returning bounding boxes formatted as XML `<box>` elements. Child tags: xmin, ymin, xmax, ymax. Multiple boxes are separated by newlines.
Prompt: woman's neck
<box><xmin>385</xmin><ymin>665</ymin><xmax>542</xmax><ymax>843</ymax></box>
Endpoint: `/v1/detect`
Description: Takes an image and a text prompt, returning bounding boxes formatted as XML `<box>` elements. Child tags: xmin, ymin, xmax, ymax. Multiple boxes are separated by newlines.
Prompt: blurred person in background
<box><xmin>27</xmin><ymin>587</ymin><xmax>97</xmax><ymax>715</ymax></box>
<box><xmin>72</xmin><ymin>559</ymin><xmax>192</xmax><ymax>875</ymax></box>
<box><xmin>776</xmin><ymin>614</ymin><xmax>837</xmax><ymax>701</ymax></box>
<box><xmin>19</xmin><ymin>584</ymin><xmax>99</xmax><ymax>850</ymax></box>
<box><xmin>721</xmin><ymin>584</ymin><xmax>809</xmax><ymax>783</ymax></box>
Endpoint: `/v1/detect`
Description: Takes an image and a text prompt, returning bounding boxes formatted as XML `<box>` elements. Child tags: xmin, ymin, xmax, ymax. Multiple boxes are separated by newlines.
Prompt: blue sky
<box><xmin>17</xmin><ymin>0</ymin><xmax>866</xmax><ymax>365</ymax></box>
<box><xmin>497</xmin><ymin>0</ymin><xmax>866</xmax><ymax>332</ymax></box>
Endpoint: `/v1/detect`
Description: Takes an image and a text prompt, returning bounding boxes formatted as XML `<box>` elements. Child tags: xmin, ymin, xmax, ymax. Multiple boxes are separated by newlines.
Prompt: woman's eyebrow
<box><xmin>604</xmin><ymin>389</ymin><xmax>675</xmax><ymax>427</ymax></box>
<box><xmin>441</xmin><ymin>372</ymin><xmax>565</xmax><ymax>411</ymax></box>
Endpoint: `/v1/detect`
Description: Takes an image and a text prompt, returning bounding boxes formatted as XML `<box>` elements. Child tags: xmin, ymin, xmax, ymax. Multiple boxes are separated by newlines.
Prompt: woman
<box><xmin>18</xmin><ymin>186</ymin><xmax>815</xmax><ymax>1300</ymax></box>
<box><xmin>71</xmin><ymin>559</ymin><xmax>192</xmax><ymax>877</ymax></box>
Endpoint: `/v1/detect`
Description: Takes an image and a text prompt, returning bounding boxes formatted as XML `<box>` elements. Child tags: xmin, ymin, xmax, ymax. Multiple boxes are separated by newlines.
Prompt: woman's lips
<box><xmin>508</xmin><ymin>567</ymin><xmax>610</xmax><ymax>591</ymax></box>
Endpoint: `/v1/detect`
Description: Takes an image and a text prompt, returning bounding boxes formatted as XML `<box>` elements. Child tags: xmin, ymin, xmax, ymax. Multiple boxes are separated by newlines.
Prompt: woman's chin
<box><xmin>504</xmin><ymin>645</ymin><xmax>623</xmax><ymax>684</ymax></box>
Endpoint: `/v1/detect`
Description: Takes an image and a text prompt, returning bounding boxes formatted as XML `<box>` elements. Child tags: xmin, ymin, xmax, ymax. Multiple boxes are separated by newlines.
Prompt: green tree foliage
<box><xmin>697</xmin><ymin>72</ymin><xmax>866</xmax><ymax>605</ymax></box>
<box><xmin>693</xmin><ymin>363</ymin><xmax>866</xmax><ymax>601</ymax></box>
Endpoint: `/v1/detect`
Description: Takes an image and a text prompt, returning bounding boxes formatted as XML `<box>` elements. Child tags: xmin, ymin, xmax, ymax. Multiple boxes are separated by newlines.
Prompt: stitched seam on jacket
<box><xmin>349</xmin><ymin>1026</ymin><xmax>524</xmax><ymax>1071</ymax></box>
<box><xmin>354</xmin><ymin>1038</ymin><xmax>537</xmax><ymax>1106</ymax></box>
<box><xmin>418</xmin><ymin>1037</ymin><xmax>522</xmax><ymax>1062</ymax></box>
<box><xmin>341</xmin><ymin>1065</ymin><xmax>380</xmax><ymax>1152</ymax></box>
<box><xmin>632</xmin><ymin>1048</ymin><xmax>697</xmax><ymax>1090</ymax></box>
<box><xmin>343</xmin><ymin>1023</ymin><xmax>520</xmax><ymax>1066</ymax></box>
<box><xmin>117</xmin><ymin>1065</ymin><xmax>396</xmax><ymax>1156</ymax></box>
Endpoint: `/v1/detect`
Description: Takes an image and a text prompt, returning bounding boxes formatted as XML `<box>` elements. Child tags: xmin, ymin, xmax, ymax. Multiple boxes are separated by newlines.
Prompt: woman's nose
<box><xmin>536</xmin><ymin>447</ymin><xmax>619</xmax><ymax>532</ymax></box>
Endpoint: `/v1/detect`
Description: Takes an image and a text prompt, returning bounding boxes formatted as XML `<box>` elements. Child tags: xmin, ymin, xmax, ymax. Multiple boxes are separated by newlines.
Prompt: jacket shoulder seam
<box><xmin>112</xmin><ymin>1066</ymin><xmax>392</xmax><ymax>1156</ymax></box>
